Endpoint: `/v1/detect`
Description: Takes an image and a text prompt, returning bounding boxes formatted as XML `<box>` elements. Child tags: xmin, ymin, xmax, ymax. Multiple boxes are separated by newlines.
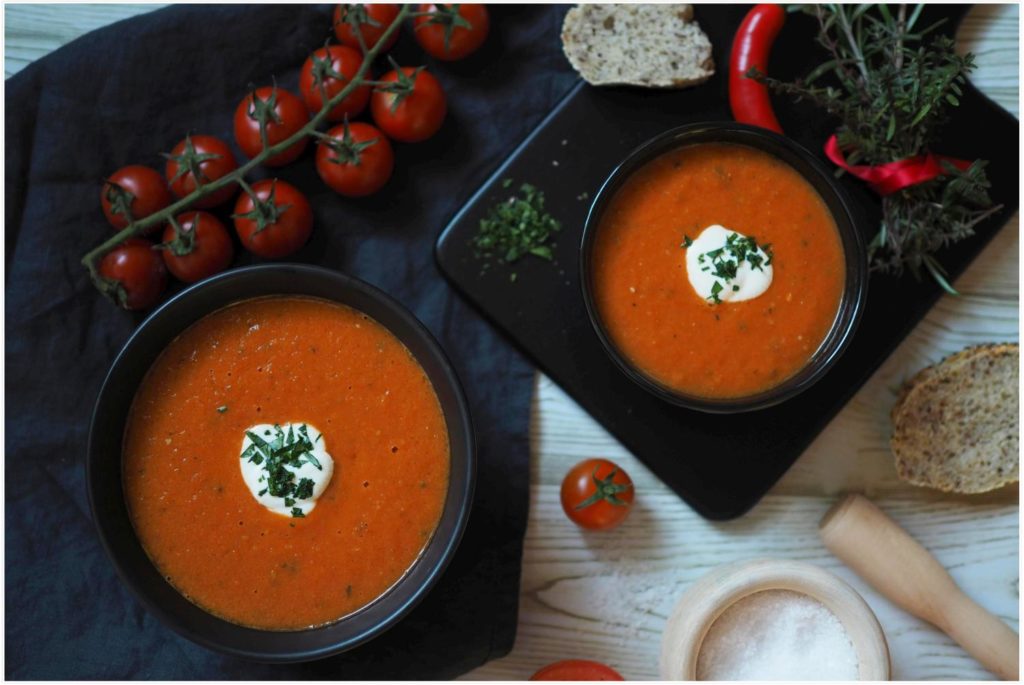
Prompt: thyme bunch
<box><xmin>755</xmin><ymin>4</ymin><xmax>1001</xmax><ymax>293</ymax></box>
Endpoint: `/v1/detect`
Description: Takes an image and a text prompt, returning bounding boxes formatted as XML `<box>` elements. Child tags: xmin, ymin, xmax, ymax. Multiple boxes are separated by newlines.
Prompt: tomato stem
<box><xmin>80</xmin><ymin>3</ymin><xmax>412</xmax><ymax>294</ymax></box>
<box><xmin>574</xmin><ymin>467</ymin><xmax>632</xmax><ymax>510</ymax></box>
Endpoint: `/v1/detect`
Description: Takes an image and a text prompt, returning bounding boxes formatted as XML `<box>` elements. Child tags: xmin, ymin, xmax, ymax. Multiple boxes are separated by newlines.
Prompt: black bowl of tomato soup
<box><xmin>581</xmin><ymin>122</ymin><xmax>867</xmax><ymax>413</ymax></box>
<box><xmin>87</xmin><ymin>264</ymin><xmax>475</xmax><ymax>661</ymax></box>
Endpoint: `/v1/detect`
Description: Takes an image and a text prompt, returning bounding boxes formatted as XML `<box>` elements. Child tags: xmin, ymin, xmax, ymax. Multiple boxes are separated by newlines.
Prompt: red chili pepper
<box><xmin>729</xmin><ymin>4</ymin><xmax>786</xmax><ymax>134</ymax></box>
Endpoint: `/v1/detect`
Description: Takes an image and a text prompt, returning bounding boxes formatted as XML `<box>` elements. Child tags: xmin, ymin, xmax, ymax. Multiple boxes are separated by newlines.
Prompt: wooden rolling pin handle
<box><xmin>820</xmin><ymin>494</ymin><xmax>1019</xmax><ymax>681</ymax></box>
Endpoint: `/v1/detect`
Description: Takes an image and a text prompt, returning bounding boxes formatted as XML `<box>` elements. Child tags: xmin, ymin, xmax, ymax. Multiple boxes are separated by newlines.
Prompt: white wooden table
<box><xmin>7</xmin><ymin>4</ymin><xmax>1018</xmax><ymax>680</ymax></box>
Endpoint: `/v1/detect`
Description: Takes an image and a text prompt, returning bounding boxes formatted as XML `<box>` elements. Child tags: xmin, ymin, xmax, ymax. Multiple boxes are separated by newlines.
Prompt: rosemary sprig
<box><xmin>755</xmin><ymin>4</ymin><xmax>1001</xmax><ymax>293</ymax></box>
<box><xmin>80</xmin><ymin>4</ymin><xmax>411</xmax><ymax>298</ymax></box>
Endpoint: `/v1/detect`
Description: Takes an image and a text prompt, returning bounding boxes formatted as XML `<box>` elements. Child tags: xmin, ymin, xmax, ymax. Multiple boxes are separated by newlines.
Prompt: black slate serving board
<box><xmin>436</xmin><ymin>4</ymin><xmax>1019</xmax><ymax>519</ymax></box>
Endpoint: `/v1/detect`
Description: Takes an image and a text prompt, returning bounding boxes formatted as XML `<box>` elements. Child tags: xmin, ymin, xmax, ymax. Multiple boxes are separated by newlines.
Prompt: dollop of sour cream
<box><xmin>239</xmin><ymin>423</ymin><xmax>334</xmax><ymax>518</ymax></box>
<box><xmin>684</xmin><ymin>224</ymin><xmax>774</xmax><ymax>303</ymax></box>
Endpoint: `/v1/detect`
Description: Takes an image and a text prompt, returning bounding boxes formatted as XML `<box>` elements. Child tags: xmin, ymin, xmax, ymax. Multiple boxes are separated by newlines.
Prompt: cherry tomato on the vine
<box><xmin>560</xmin><ymin>458</ymin><xmax>634</xmax><ymax>531</ymax></box>
<box><xmin>164</xmin><ymin>134</ymin><xmax>238</xmax><ymax>209</ymax></box>
<box><xmin>530</xmin><ymin>660</ymin><xmax>625</xmax><ymax>681</ymax></box>
<box><xmin>160</xmin><ymin>211</ymin><xmax>234</xmax><ymax>283</ymax></box>
<box><xmin>233</xmin><ymin>179</ymin><xmax>313</xmax><ymax>259</ymax></box>
<box><xmin>233</xmin><ymin>86</ymin><xmax>310</xmax><ymax>167</ymax></box>
<box><xmin>101</xmin><ymin>165</ymin><xmax>172</xmax><ymax>231</ymax></box>
<box><xmin>299</xmin><ymin>45</ymin><xmax>371</xmax><ymax>121</ymax></box>
<box><xmin>370</xmin><ymin>65</ymin><xmax>447</xmax><ymax>143</ymax></box>
<box><xmin>414</xmin><ymin>3</ymin><xmax>490</xmax><ymax>61</ymax></box>
<box><xmin>334</xmin><ymin>3</ymin><xmax>400</xmax><ymax>52</ymax></box>
<box><xmin>316</xmin><ymin>121</ymin><xmax>394</xmax><ymax>197</ymax></box>
<box><xmin>98</xmin><ymin>238</ymin><xmax>167</xmax><ymax>311</ymax></box>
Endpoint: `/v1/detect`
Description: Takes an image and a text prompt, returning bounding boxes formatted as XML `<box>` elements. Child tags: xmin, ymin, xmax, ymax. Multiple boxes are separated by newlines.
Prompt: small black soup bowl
<box><xmin>87</xmin><ymin>264</ymin><xmax>475</xmax><ymax>662</ymax></box>
<box><xmin>580</xmin><ymin>122</ymin><xmax>868</xmax><ymax>413</ymax></box>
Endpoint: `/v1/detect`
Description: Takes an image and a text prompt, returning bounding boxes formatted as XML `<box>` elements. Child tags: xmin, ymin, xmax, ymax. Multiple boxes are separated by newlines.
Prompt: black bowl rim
<box><xmin>86</xmin><ymin>263</ymin><xmax>476</xmax><ymax>662</ymax></box>
<box><xmin>579</xmin><ymin>121</ymin><xmax>868</xmax><ymax>413</ymax></box>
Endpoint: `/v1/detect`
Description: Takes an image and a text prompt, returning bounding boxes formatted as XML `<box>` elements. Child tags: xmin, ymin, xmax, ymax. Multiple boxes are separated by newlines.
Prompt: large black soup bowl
<box><xmin>580</xmin><ymin>122</ymin><xmax>868</xmax><ymax>414</ymax></box>
<box><xmin>87</xmin><ymin>264</ymin><xmax>475</xmax><ymax>662</ymax></box>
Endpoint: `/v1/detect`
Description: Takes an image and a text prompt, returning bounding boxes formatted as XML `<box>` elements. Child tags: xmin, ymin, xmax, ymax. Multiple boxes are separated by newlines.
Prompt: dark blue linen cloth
<box><xmin>5</xmin><ymin>4</ymin><xmax>576</xmax><ymax>678</ymax></box>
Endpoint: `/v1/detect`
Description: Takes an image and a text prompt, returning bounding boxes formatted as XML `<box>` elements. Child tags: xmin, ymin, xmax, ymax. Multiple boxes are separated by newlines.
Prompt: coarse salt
<box><xmin>695</xmin><ymin>590</ymin><xmax>859</xmax><ymax>681</ymax></box>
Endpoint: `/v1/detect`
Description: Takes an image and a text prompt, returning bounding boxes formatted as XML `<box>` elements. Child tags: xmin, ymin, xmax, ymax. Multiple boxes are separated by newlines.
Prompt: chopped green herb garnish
<box><xmin>682</xmin><ymin>235</ymin><xmax>693</xmax><ymax>248</ymax></box>
<box><xmin>291</xmin><ymin>507</ymin><xmax>305</xmax><ymax>518</ymax></box>
<box><xmin>472</xmin><ymin>180</ymin><xmax>562</xmax><ymax>266</ymax></box>
<box><xmin>709</xmin><ymin>280</ymin><xmax>724</xmax><ymax>304</ymax></box>
<box><xmin>688</xmin><ymin>232</ymin><xmax>774</xmax><ymax>304</ymax></box>
<box><xmin>294</xmin><ymin>478</ymin><xmax>314</xmax><ymax>500</ymax></box>
<box><xmin>242</xmin><ymin>424</ymin><xmax>322</xmax><ymax>512</ymax></box>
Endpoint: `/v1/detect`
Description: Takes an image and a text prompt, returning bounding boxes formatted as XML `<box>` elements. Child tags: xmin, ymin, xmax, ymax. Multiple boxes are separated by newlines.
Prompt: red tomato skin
<box><xmin>233</xmin><ymin>179</ymin><xmax>313</xmax><ymax>259</ymax></box>
<box><xmin>101</xmin><ymin>165</ymin><xmax>172</xmax><ymax>230</ymax></box>
<box><xmin>98</xmin><ymin>238</ymin><xmax>167</xmax><ymax>311</ymax></box>
<box><xmin>334</xmin><ymin>4</ymin><xmax>400</xmax><ymax>51</ymax></box>
<box><xmin>414</xmin><ymin>3</ymin><xmax>490</xmax><ymax>61</ymax></box>
<box><xmin>233</xmin><ymin>87</ymin><xmax>310</xmax><ymax>167</ymax></box>
<box><xmin>530</xmin><ymin>660</ymin><xmax>625</xmax><ymax>681</ymax></box>
<box><xmin>160</xmin><ymin>212</ymin><xmax>234</xmax><ymax>283</ymax></box>
<box><xmin>315</xmin><ymin>122</ymin><xmax>394</xmax><ymax>197</ymax></box>
<box><xmin>164</xmin><ymin>135</ymin><xmax>238</xmax><ymax>209</ymax></box>
<box><xmin>370</xmin><ymin>68</ymin><xmax>447</xmax><ymax>143</ymax></box>
<box><xmin>560</xmin><ymin>458</ymin><xmax>634</xmax><ymax>531</ymax></box>
<box><xmin>299</xmin><ymin>45</ymin><xmax>371</xmax><ymax>121</ymax></box>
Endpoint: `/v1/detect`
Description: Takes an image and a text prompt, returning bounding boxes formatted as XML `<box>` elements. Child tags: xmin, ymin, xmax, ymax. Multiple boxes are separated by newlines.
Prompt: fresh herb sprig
<box><xmin>242</xmin><ymin>424</ymin><xmax>321</xmax><ymax>517</ymax></box>
<box><xmin>753</xmin><ymin>4</ymin><xmax>1000</xmax><ymax>293</ymax></box>
<box><xmin>472</xmin><ymin>179</ymin><xmax>562</xmax><ymax>265</ymax></box>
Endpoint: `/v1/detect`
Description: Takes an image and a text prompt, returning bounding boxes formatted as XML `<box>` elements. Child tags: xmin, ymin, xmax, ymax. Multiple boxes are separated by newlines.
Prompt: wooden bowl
<box><xmin>660</xmin><ymin>558</ymin><xmax>890</xmax><ymax>680</ymax></box>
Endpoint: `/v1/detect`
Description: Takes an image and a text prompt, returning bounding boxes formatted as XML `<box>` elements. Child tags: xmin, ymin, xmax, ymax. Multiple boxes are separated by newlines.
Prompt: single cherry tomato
<box><xmin>299</xmin><ymin>45</ymin><xmax>371</xmax><ymax>121</ymax></box>
<box><xmin>233</xmin><ymin>179</ymin><xmax>313</xmax><ymax>259</ymax></box>
<box><xmin>370</xmin><ymin>65</ymin><xmax>447</xmax><ymax>143</ymax></box>
<box><xmin>159</xmin><ymin>211</ymin><xmax>234</xmax><ymax>283</ymax></box>
<box><xmin>98</xmin><ymin>238</ymin><xmax>167</xmax><ymax>310</ymax></box>
<box><xmin>315</xmin><ymin>121</ymin><xmax>394</xmax><ymax>197</ymax></box>
<box><xmin>531</xmin><ymin>660</ymin><xmax>625</xmax><ymax>681</ymax></box>
<box><xmin>414</xmin><ymin>4</ymin><xmax>489</xmax><ymax>61</ymax></box>
<box><xmin>334</xmin><ymin>3</ymin><xmax>401</xmax><ymax>51</ymax></box>
<box><xmin>100</xmin><ymin>165</ymin><xmax>172</xmax><ymax>230</ymax></box>
<box><xmin>164</xmin><ymin>134</ymin><xmax>238</xmax><ymax>209</ymax></box>
<box><xmin>233</xmin><ymin>86</ymin><xmax>310</xmax><ymax>167</ymax></box>
<box><xmin>560</xmin><ymin>458</ymin><xmax>634</xmax><ymax>531</ymax></box>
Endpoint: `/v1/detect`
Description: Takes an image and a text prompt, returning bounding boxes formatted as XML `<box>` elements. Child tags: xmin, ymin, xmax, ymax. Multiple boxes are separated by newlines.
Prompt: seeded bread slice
<box><xmin>561</xmin><ymin>4</ymin><xmax>715</xmax><ymax>88</ymax></box>
<box><xmin>890</xmin><ymin>344</ymin><xmax>995</xmax><ymax>421</ymax></box>
<box><xmin>891</xmin><ymin>343</ymin><xmax>1019</xmax><ymax>493</ymax></box>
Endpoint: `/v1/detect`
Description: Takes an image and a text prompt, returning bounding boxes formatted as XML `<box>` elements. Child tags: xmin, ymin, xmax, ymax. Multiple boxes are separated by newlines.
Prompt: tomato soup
<box><xmin>592</xmin><ymin>143</ymin><xmax>845</xmax><ymax>399</ymax></box>
<box><xmin>123</xmin><ymin>296</ymin><xmax>450</xmax><ymax>630</ymax></box>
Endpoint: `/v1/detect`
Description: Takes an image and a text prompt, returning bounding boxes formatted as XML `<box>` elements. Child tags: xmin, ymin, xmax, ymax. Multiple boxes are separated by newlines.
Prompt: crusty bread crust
<box><xmin>891</xmin><ymin>343</ymin><xmax>1019</xmax><ymax>493</ymax></box>
<box><xmin>561</xmin><ymin>4</ymin><xmax>715</xmax><ymax>88</ymax></box>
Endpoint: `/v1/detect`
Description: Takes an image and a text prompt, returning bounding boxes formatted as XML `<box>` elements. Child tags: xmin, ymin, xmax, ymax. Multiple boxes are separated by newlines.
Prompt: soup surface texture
<box><xmin>592</xmin><ymin>143</ymin><xmax>845</xmax><ymax>398</ymax></box>
<box><xmin>124</xmin><ymin>296</ymin><xmax>450</xmax><ymax>630</ymax></box>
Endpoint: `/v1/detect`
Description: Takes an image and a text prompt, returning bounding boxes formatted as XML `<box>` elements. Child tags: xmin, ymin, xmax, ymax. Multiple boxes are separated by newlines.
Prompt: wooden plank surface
<box><xmin>6</xmin><ymin>4</ymin><xmax>1019</xmax><ymax>680</ymax></box>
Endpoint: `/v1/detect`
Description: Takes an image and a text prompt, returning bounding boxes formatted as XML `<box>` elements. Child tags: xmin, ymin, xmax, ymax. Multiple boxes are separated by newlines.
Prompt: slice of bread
<box><xmin>561</xmin><ymin>4</ymin><xmax>715</xmax><ymax>88</ymax></box>
<box><xmin>891</xmin><ymin>343</ymin><xmax>1019</xmax><ymax>493</ymax></box>
<box><xmin>890</xmin><ymin>344</ymin><xmax>994</xmax><ymax>421</ymax></box>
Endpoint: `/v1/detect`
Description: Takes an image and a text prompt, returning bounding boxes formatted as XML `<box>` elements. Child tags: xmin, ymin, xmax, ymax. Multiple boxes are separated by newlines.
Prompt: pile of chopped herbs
<box><xmin>472</xmin><ymin>179</ymin><xmax>562</xmax><ymax>270</ymax></box>
<box><xmin>242</xmin><ymin>423</ymin><xmax>322</xmax><ymax>518</ymax></box>
<box><xmin>753</xmin><ymin>4</ymin><xmax>1001</xmax><ymax>293</ymax></box>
